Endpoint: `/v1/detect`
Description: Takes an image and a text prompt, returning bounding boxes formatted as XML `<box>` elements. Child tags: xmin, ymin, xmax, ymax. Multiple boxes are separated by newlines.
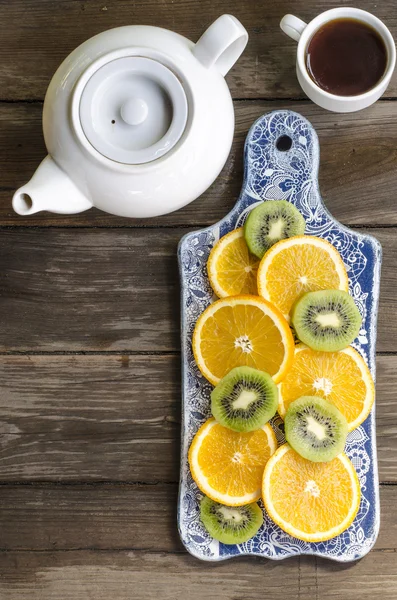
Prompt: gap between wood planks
<box><xmin>0</xmin><ymin>223</ymin><xmax>395</xmax><ymax>230</ymax></box>
<box><xmin>0</xmin><ymin>480</ymin><xmax>394</xmax><ymax>487</ymax></box>
<box><xmin>0</xmin><ymin>350</ymin><xmax>181</xmax><ymax>355</ymax></box>
<box><xmin>0</xmin><ymin>548</ymin><xmax>187</xmax><ymax>555</ymax></box>
<box><xmin>0</xmin><ymin>547</ymin><xmax>393</xmax><ymax>554</ymax></box>
<box><xmin>2</xmin><ymin>97</ymin><xmax>397</xmax><ymax>104</ymax></box>
<box><xmin>0</xmin><ymin>350</ymin><xmax>394</xmax><ymax>355</ymax></box>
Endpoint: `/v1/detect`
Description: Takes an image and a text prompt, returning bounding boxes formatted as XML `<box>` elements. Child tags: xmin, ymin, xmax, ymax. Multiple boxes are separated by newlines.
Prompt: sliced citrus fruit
<box><xmin>189</xmin><ymin>418</ymin><xmax>277</xmax><ymax>506</ymax></box>
<box><xmin>262</xmin><ymin>444</ymin><xmax>360</xmax><ymax>542</ymax></box>
<box><xmin>278</xmin><ymin>345</ymin><xmax>375</xmax><ymax>431</ymax></box>
<box><xmin>207</xmin><ymin>228</ymin><xmax>259</xmax><ymax>297</ymax></box>
<box><xmin>257</xmin><ymin>236</ymin><xmax>349</xmax><ymax>319</ymax></box>
<box><xmin>193</xmin><ymin>295</ymin><xmax>295</xmax><ymax>385</ymax></box>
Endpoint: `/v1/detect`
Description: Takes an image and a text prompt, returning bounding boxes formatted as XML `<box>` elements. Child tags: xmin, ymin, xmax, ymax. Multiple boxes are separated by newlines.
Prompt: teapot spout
<box><xmin>12</xmin><ymin>156</ymin><xmax>93</xmax><ymax>216</ymax></box>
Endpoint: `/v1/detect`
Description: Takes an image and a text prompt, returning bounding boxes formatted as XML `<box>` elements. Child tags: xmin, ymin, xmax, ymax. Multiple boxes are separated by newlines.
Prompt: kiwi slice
<box><xmin>211</xmin><ymin>366</ymin><xmax>278</xmax><ymax>432</ymax></box>
<box><xmin>291</xmin><ymin>289</ymin><xmax>361</xmax><ymax>352</ymax></box>
<box><xmin>200</xmin><ymin>496</ymin><xmax>263</xmax><ymax>544</ymax></box>
<box><xmin>244</xmin><ymin>200</ymin><xmax>306</xmax><ymax>258</ymax></box>
<box><xmin>285</xmin><ymin>396</ymin><xmax>348</xmax><ymax>462</ymax></box>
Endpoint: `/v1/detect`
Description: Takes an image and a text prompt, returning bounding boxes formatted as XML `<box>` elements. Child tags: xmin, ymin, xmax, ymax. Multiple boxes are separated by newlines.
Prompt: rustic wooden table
<box><xmin>0</xmin><ymin>1</ymin><xmax>396</xmax><ymax>598</ymax></box>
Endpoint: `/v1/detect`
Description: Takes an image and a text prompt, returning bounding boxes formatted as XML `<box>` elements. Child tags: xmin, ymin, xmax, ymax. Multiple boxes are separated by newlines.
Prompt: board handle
<box><xmin>242</xmin><ymin>110</ymin><xmax>320</xmax><ymax>207</ymax></box>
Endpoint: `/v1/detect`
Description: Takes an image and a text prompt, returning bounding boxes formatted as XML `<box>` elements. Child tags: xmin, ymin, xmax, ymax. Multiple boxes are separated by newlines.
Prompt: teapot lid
<box><xmin>79</xmin><ymin>56</ymin><xmax>188</xmax><ymax>165</ymax></box>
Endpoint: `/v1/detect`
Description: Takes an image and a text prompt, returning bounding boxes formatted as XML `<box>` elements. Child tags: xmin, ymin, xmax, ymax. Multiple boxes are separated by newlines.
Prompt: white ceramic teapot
<box><xmin>12</xmin><ymin>15</ymin><xmax>248</xmax><ymax>218</ymax></box>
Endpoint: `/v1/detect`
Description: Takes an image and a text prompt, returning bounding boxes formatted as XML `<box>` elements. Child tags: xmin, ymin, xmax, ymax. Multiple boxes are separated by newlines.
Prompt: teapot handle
<box><xmin>193</xmin><ymin>14</ymin><xmax>248</xmax><ymax>77</ymax></box>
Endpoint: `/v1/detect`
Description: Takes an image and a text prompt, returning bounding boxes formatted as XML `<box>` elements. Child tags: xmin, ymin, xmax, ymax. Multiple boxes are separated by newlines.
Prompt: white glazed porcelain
<box><xmin>280</xmin><ymin>8</ymin><xmax>396</xmax><ymax>113</ymax></box>
<box><xmin>13</xmin><ymin>15</ymin><xmax>248</xmax><ymax>218</ymax></box>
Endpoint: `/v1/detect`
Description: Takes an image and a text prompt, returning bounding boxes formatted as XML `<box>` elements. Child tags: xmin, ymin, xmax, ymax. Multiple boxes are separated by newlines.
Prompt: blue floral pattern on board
<box><xmin>177</xmin><ymin>111</ymin><xmax>381</xmax><ymax>562</ymax></box>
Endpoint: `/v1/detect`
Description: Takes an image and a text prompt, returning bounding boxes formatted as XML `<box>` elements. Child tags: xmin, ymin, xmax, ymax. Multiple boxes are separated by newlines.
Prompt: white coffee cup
<box><xmin>280</xmin><ymin>7</ymin><xmax>396</xmax><ymax>113</ymax></box>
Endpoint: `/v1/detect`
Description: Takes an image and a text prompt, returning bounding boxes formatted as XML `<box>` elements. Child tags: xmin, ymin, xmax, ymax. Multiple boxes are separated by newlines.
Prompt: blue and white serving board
<box><xmin>177</xmin><ymin>110</ymin><xmax>382</xmax><ymax>562</ymax></box>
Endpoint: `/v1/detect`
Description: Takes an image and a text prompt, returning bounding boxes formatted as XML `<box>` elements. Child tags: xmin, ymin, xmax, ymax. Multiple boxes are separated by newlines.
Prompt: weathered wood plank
<box><xmin>376</xmin><ymin>356</ymin><xmax>397</xmax><ymax>480</ymax></box>
<box><xmin>2</xmin><ymin>101</ymin><xmax>397</xmax><ymax>227</ymax></box>
<box><xmin>299</xmin><ymin>553</ymin><xmax>397</xmax><ymax>599</ymax></box>
<box><xmin>0</xmin><ymin>355</ymin><xmax>180</xmax><ymax>481</ymax></box>
<box><xmin>0</xmin><ymin>483</ymin><xmax>396</xmax><ymax>552</ymax></box>
<box><xmin>0</xmin><ymin>227</ymin><xmax>394</xmax><ymax>352</ymax></box>
<box><xmin>1</xmin><ymin>0</ymin><xmax>396</xmax><ymax>101</ymax></box>
<box><xmin>0</xmin><ymin>550</ymin><xmax>397</xmax><ymax>600</ymax></box>
<box><xmin>0</xmin><ymin>550</ymin><xmax>301</xmax><ymax>600</ymax></box>
<box><xmin>0</xmin><ymin>228</ymin><xmax>181</xmax><ymax>352</ymax></box>
<box><xmin>0</xmin><ymin>483</ymin><xmax>181</xmax><ymax>552</ymax></box>
<box><xmin>308</xmin><ymin>551</ymin><xmax>397</xmax><ymax>600</ymax></box>
<box><xmin>0</xmin><ymin>354</ymin><xmax>395</xmax><ymax>481</ymax></box>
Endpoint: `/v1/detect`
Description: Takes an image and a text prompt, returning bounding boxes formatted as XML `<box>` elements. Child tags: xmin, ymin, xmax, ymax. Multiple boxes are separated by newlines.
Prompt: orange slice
<box><xmin>278</xmin><ymin>345</ymin><xmax>375</xmax><ymax>431</ymax></box>
<box><xmin>257</xmin><ymin>236</ymin><xmax>349</xmax><ymax>319</ymax></box>
<box><xmin>189</xmin><ymin>418</ymin><xmax>277</xmax><ymax>506</ymax></box>
<box><xmin>262</xmin><ymin>444</ymin><xmax>360</xmax><ymax>542</ymax></box>
<box><xmin>193</xmin><ymin>295</ymin><xmax>295</xmax><ymax>385</ymax></box>
<box><xmin>207</xmin><ymin>228</ymin><xmax>259</xmax><ymax>297</ymax></box>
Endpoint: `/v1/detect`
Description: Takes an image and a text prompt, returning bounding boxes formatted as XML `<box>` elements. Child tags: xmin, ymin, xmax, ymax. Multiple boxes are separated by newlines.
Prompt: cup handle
<box><xmin>280</xmin><ymin>14</ymin><xmax>307</xmax><ymax>42</ymax></box>
<box><xmin>193</xmin><ymin>14</ymin><xmax>248</xmax><ymax>77</ymax></box>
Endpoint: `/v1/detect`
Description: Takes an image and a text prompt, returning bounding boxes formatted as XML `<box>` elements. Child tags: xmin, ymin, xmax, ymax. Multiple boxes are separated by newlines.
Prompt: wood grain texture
<box><xmin>299</xmin><ymin>554</ymin><xmax>397</xmax><ymax>600</ymax></box>
<box><xmin>0</xmin><ymin>354</ymin><xmax>395</xmax><ymax>482</ymax></box>
<box><xmin>0</xmin><ymin>0</ymin><xmax>396</xmax><ymax>102</ymax></box>
<box><xmin>0</xmin><ymin>483</ymin><xmax>396</xmax><ymax>552</ymax></box>
<box><xmin>2</xmin><ymin>101</ymin><xmax>397</xmax><ymax>227</ymax></box>
<box><xmin>0</xmin><ymin>228</ymin><xmax>180</xmax><ymax>352</ymax></box>
<box><xmin>0</xmin><ymin>551</ymin><xmax>302</xmax><ymax>600</ymax></box>
<box><xmin>0</xmin><ymin>355</ymin><xmax>180</xmax><ymax>481</ymax></box>
<box><xmin>0</xmin><ymin>227</ymin><xmax>394</xmax><ymax>352</ymax></box>
<box><xmin>0</xmin><ymin>550</ymin><xmax>397</xmax><ymax>600</ymax></box>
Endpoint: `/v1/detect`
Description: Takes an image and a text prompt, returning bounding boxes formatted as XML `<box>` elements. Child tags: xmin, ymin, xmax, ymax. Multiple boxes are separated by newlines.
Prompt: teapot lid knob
<box><xmin>77</xmin><ymin>56</ymin><xmax>188</xmax><ymax>165</ymax></box>
<box><xmin>120</xmin><ymin>97</ymin><xmax>149</xmax><ymax>126</ymax></box>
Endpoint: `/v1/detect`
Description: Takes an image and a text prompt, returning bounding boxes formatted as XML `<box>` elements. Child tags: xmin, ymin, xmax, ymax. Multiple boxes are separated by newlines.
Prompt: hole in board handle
<box><xmin>276</xmin><ymin>135</ymin><xmax>293</xmax><ymax>152</ymax></box>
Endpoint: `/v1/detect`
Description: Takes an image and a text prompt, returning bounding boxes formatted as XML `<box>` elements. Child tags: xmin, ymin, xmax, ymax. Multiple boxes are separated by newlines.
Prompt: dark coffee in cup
<box><xmin>306</xmin><ymin>18</ymin><xmax>387</xmax><ymax>96</ymax></box>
